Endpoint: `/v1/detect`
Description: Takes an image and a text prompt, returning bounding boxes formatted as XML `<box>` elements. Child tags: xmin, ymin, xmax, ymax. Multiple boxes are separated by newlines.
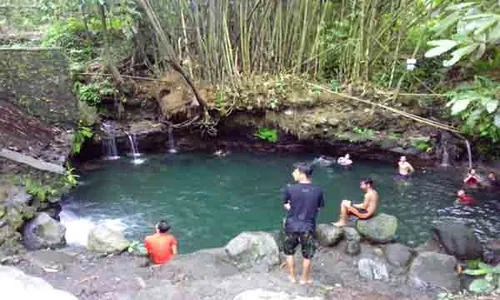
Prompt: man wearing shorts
<box><xmin>282</xmin><ymin>162</ymin><xmax>324</xmax><ymax>284</ymax></box>
<box><xmin>332</xmin><ymin>178</ymin><xmax>378</xmax><ymax>227</ymax></box>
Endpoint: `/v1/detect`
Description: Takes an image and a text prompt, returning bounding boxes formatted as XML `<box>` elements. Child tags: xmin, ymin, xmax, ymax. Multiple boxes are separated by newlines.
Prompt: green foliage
<box><xmin>425</xmin><ymin>2</ymin><xmax>500</xmax><ymax>67</ymax></box>
<box><xmin>127</xmin><ymin>240</ymin><xmax>148</xmax><ymax>254</ymax></box>
<box><xmin>412</xmin><ymin>140</ymin><xmax>431</xmax><ymax>152</ymax></box>
<box><xmin>388</xmin><ymin>133</ymin><xmax>401</xmax><ymax>140</ymax></box>
<box><xmin>463</xmin><ymin>261</ymin><xmax>500</xmax><ymax>294</ymax></box>
<box><xmin>63</xmin><ymin>163</ymin><xmax>79</xmax><ymax>188</ymax></box>
<box><xmin>21</xmin><ymin>176</ymin><xmax>57</xmax><ymax>202</ymax></box>
<box><xmin>352</xmin><ymin>127</ymin><xmax>374</xmax><ymax>136</ymax></box>
<box><xmin>446</xmin><ymin>76</ymin><xmax>500</xmax><ymax>141</ymax></box>
<box><xmin>436</xmin><ymin>292</ymin><xmax>455</xmax><ymax>300</ymax></box>
<box><xmin>74</xmin><ymin>80</ymin><xmax>117</xmax><ymax>106</ymax></box>
<box><xmin>254</xmin><ymin>128</ymin><xmax>278</xmax><ymax>143</ymax></box>
<box><xmin>72</xmin><ymin>125</ymin><xmax>93</xmax><ymax>155</ymax></box>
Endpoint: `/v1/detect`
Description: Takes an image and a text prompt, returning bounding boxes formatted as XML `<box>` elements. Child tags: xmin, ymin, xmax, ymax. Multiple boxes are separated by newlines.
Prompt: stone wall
<box><xmin>0</xmin><ymin>48</ymin><xmax>78</xmax><ymax>127</ymax></box>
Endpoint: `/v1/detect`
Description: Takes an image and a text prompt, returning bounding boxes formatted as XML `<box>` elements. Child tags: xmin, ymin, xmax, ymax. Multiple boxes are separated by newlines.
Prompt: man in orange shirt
<box><xmin>144</xmin><ymin>220</ymin><xmax>178</xmax><ymax>264</ymax></box>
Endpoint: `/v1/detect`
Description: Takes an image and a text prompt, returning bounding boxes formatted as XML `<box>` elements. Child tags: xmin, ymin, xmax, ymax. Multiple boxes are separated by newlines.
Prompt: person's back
<box><xmin>144</xmin><ymin>220</ymin><xmax>178</xmax><ymax>264</ymax></box>
<box><xmin>285</xmin><ymin>183</ymin><xmax>324</xmax><ymax>233</ymax></box>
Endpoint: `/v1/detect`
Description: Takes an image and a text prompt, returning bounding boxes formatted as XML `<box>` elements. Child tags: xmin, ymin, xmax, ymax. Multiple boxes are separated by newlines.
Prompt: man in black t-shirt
<box><xmin>282</xmin><ymin>162</ymin><xmax>324</xmax><ymax>285</ymax></box>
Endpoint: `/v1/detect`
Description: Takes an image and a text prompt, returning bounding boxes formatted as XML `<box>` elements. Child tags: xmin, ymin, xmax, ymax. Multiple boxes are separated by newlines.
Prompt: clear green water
<box><xmin>63</xmin><ymin>153</ymin><xmax>500</xmax><ymax>253</ymax></box>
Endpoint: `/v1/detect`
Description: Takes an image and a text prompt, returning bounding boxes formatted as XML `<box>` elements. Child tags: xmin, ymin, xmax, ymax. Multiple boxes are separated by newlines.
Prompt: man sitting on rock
<box><xmin>144</xmin><ymin>220</ymin><xmax>178</xmax><ymax>264</ymax></box>
<box><xmin>332</xmin><ymin>178</ymin><xmax>378</xmax><ymax>227</ymax></box>
<box><xmin>283</xmin><ymin>162</ymin><xmax>324</xmax><ymax>285</ymax></box>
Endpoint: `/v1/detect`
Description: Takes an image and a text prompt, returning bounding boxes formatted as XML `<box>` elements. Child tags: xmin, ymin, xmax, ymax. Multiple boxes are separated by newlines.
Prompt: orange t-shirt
<box><xmin>144</xmin><ymin>233</ymin><xmax>177</xmax><ymax>264</ymax></box>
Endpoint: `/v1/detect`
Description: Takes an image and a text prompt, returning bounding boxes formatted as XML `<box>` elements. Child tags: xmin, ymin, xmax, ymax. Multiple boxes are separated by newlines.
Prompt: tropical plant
<box><xmin>446</xmin><ymin>76</ymin><xmax>500</xmax><ymax>141</ymax></box>
<box><xmin>412</xmin><ymin>140</ymin><xmax>432</xmax><ymax>152</ymax></box>
<box><xmin>127</xmin><ymin>240</ymin><xmax>147</xmax><ymax>254</ymax></box>
<box><xmin>463</xmin><ymin>261</ymin><xmax>500</xmax><ymax>294</ymax></box>
<box><xmin>22</xmin><ymin>176</ymin><xmax>57</xmax><ymax>202</ymax></box>
<box><xmin>425</xmin><ymin>1</ymin><xmax>500</xmax><ymax>67</ymax></box>
<box><xmin>72</xmin><ymin>125</ymin><xmax>94</xmax><ymax>154</ymax></box>
<box><xmin>352</xmin><ymin>127</ymin><xmax>374</xmax><ymax>136</ymax></box>
<box><xmin>254</xmin><ymin>128</ymin><xmax>278</xmax><ymax>143</ymax></box>
<box><xmin>63</xmin><ymin>163</ymin><xmax>79</xmax><ymax>188</ymax></box>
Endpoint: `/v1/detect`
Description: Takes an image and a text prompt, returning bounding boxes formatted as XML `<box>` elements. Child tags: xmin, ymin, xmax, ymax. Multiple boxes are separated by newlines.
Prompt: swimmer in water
<box><xmin>314</xmin><ymin>155</ymin><xmax>335</xmax><ymax>167</ymax></box>
<box><xmin>337</xmin><ymin>154</ymin><xmax>353</xmax><ymax>168</ymax></box>
<box><xmin>486</xmin><ymin>172</ymin><xmax>500</xmax><ymax>190</ymax></box>
<box><xmin>456</xmin><ymin>189</ymin><xmax>478</xmax><ymax>206</ymax></box>
<box><xmin>464</xmin><ymin>169</ymin><xmax>481</xmax><ymax>188</ymax></box>
<box><xmin>397</xmin><ymin>156</ymin><xmax>414</xmax><ymax>180</ymax></box>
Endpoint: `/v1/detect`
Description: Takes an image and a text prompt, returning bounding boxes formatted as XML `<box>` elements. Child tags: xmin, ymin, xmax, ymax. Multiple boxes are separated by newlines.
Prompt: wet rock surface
<box><xmin>87</xmin><ymin>222</ymin><xmax>130</xmax><ymax>253</ymax></box>
<box><xmin>316</xmin><ymin>224</ymin><xmax>343</xmax><ymax>247</ymax></box>
<box><xmin>384</xmin><ymin>243</ymin><xmax>414</xmax><ymax>267</ymax></box>
<box><xmin>225</xmin><ymin>231</ymin><xmax>279</xmax><ymax>271</ymax></box>
<box><xmin>23</xmin><ymin>212</ymin><xmax>66</xmax><ymax>250</ymax></box>
<box><xmin>356</xmin><ymin>214</ymin><xmax>398</xmax><ymax>243</ymax></box>
<box><xmin>431</xmin><ymin>222</ymin><xmax>483</xmax><ymax>261</ymax></box>
<box><xmin>408</xmin><ymin>252</ymin><xmax>460</xmax><ymax>293</ymax></box>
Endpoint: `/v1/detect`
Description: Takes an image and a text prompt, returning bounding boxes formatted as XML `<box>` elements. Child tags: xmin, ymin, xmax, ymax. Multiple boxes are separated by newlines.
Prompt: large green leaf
<box><xmin>485</xmin><ymin>99</ymin><xmax>499</xmax><ymax>113</ymax></box>
<box><xmin>425</xmin><ymin>40</ymin><xmax>459</xmax><ymax>58</ymax></box>
<box><xmin>443</xmin><ymin>44</ymin><xmax>479</xmax><ymax>67</ymax></box>
<box><xmin>446</xmin><ymin>2</ymin><xmax>476</xmax><ymax>12</ymax></box>
<box><xmin>463</xmin><ymin>268</ymin><xmax>489</xmax><ymax>276</ymax></box>
<box><xmin>474</xmin><ymin>19</ymin><xmax>498</xmax><ymax>36</ymax></box>
<box><xmin>489</xmin><ymin>23</ymin><xmax>500</xmax><ymax>42</ymax></box>
<box><xmin>468</xmin><ymin>279</ymin><xmax>495</xmax><ymax>294</ymax></box>
<box><xmin>451</xmin><ymin>98</ymin><xmax>472</xmax><ymax>115</ymax></box>
<box><xmin>433</xmin><ymin>12</ymin><xmax>461</xmax><ymax>36</ymax></box>
<box><xmin>475</xmin><ymin>43</ymin><xmax>486</xmax><ymax>60</ymax></box>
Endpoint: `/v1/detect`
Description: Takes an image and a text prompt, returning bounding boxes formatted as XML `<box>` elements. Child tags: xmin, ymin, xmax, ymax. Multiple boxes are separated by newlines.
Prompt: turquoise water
<box><xmin>64</xmin><ymin>153</ymin><xmax>500</xmax><ymax>253</ymax></box>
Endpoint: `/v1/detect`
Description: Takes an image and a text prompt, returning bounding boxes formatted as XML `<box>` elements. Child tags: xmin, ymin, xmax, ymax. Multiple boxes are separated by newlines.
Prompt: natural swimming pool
<box><xmin>62</xmin><ymin>152</ymin><xmax>500</xmax><ymax>253</ymax></box>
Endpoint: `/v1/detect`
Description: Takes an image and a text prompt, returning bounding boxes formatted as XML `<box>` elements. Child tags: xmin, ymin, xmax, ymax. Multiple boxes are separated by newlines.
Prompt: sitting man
<box><xmin>332</xmin><ymin>178</ymin><xmax>378</xmax><ymax>227</ymax></box>
<box><xmin>144</xmin><ymin>220</ymin><xmax>178</xmax><ymax>264</ymax></box>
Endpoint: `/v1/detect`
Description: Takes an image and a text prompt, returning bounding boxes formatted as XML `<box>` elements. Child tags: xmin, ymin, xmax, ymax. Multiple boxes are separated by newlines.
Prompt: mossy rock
<box><xmin>356</xmin><ymin>213</ymin><xmax>398</xmax><ymax>243</ymax></box>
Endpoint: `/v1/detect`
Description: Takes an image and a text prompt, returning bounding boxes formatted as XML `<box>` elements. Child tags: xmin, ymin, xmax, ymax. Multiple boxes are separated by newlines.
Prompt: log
<box><xmin>0</xmin><ymin>149</ymin><xmax>64</xmax><ymax>174</ymax></box>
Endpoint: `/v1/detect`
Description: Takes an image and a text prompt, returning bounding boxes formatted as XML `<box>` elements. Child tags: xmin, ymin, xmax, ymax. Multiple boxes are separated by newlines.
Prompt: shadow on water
<box><xmin>63</xmin><ymin>153</ymin><xmax>500</xmax><ymax>253</ymax></box>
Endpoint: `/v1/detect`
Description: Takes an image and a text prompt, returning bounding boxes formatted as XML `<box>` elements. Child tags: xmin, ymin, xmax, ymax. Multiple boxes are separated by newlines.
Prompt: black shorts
<box><xmin>283</xmin><ymin>231</ymin><xmax>317</xmax><ymax>259</ymax></box>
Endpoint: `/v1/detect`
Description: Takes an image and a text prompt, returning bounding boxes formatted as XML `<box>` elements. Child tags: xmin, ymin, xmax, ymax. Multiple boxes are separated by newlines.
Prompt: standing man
<box><xmin>398</xmin><ymin>156</ymin><xmax>415</xmax><ymax>180</ymax></box>
<box><xmin>144</xmin><ymin>220</ymin><xmax>178</xmax><ymax>264</ymax></box>
<box><xmin>283</xmin><ymin>162</ymin><xmax>324</xmax><ymax>285</ymax></box>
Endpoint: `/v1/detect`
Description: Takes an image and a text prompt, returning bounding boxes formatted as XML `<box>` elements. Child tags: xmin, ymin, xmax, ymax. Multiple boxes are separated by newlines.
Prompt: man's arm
<box><xmin>283</xmin><ymin>186</ymin><xmax>291</xmax><ymax>210</ymax></box>
<box><xmin>171</xmin><ymin>238</ymin><xmax>178</xmax><ymax>255</ymax></box>
<box><xmin>407</xmin><ymin>163</ymin><xmax>415</xmax><ymax>173</ymax></box>
<box><xmin>354</xmin><ymin>193</ymin><xmax>369</xmax><ymax>209</ymax></box>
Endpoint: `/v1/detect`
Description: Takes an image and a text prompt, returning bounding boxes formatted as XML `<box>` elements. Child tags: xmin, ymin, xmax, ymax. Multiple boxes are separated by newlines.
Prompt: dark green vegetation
<box><xmin>2</xmin><ymin>0</ymin><xmax>499</xmax><ymax>148</ymax></box>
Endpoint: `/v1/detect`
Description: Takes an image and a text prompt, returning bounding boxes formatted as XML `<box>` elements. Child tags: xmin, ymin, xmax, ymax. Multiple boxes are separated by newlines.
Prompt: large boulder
<box><xmin>358</xmin><ymin>257</ymin><xmax>389</xmax><ymax>281</ymax></box>
<box><xmin>225</xmin><ymin>232</ymin><xmax>279</xmax><ymax>270</ymax></box>
<box><xmin>431</xmin><ymin>222</ymin><xmax>483</xmax><ymax>261</ymax></box>
<box><xmin>87</xmin><ymin>221</ymin><xmax>129</xmax><ymax>253</ymax></box>
<box><xmin>315</xmin><ymin>224</ymin><xmax>343</xmax><ymax>247</ymax></box>
<box><xmin>385</xmin><ymin>243</ymin><xmax>414</xmax><ymax>267</ymax></box>
<box><xmin>233</xmin><ymin>289</ymin><xmax>323</xmax><ymax>300</ymax></box>
<box><xmin>408</xmin><ymin>252</ymin><xmax>460</xmax><ymax>292</ymax></box>
<box><xmin>344</xmin><ymin>227</ymin><xmax>361</xmax><ymax>255</ymax></box>
<box><xmin>23</xmin><ymin>212</ymin><xmax>66</xmax><ymax>250</ymax></box>
<box><xmin>356</xmin><ymin>213</ymin><xmax>398</xmax><ymax>243</ymax></box>
<box><xmin>0</xmin><ymin>265</ymin><xmax>77</xmax><ymax>300</ymax></box>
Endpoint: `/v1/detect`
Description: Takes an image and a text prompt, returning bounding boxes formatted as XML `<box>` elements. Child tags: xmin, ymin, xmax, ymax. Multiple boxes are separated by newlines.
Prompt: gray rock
<box><xmin>87</xmin><ymin>221</ymin><xmax>129</xmax><ymax>253</ymax></box>
<box><xmin>408</xmin><ymin>252</ymin><xmax>460</xmax><ymax>292</ymax></box>
<box><xmin>233</xmin><ymin>289</ymin><xmax>323</xmax><ymax>300</ymax></box>
<box><xmin>316</xmin><ymin>224</ymin><xmax>343</xmax><ymax>247</ymax></box>
<box><xmin>23</xmin><ymin>212</ymin><xmax>66</xmax><ymax>250</ymax></box>
<box><xmin>431</xmin><ymin>222</ymin><xmax>483</xmax><ymax>261</ymax></box>
<box><xmin>7</xmin><ymin>186</ymin><xmax>33</xmax><ymax>205</ymax></box>
<box><xmin>344</xmin><ymin>227</ymin><xmax>360</xmax><ymax>255</ymax></box>
<box><xmin>358</xmin><ymin>257</ymin><xmax>389</xmax><ymax>281</ymax></box>
<box><xmin>225</xmin><ymin>231</ymin><xmax>279</xmax><ymax>270</ymax></box>
<box><xmin>0</xmin><ymin>265</ymin><xmax>77</xmax><ymax>300</ymax></box>
<box><xmin>356</xmin><ymin>213</ymin><xmax>398</xmax><ymax>243</ymax></box>
<box><xmin>385</xmin><ymin>243</ymin><xmax>414</xmax><ymax>267</ymax></box>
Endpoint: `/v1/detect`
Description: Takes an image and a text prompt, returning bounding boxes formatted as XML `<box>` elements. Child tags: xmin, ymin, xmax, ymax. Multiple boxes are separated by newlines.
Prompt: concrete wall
<box><xmin>0</xmin><ymin>48</ymin><xmax>78</xmax><ymax>126</ymax></box>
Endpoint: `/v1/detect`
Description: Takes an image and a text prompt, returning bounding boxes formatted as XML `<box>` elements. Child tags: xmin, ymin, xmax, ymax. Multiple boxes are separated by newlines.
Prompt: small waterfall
<box><xmin>465</xmin><ymin>139</ymin><xmax>473</xmax><ymax>169</ymax></box>
<box><xmin>168</xmin><ymin>126</ymin><xmax>177</xmax><ymax>154</ymax></box>
<box><xmin>440</xmin><ymin>144</ymin><xmax>450</xmax><ymax>167</ymax></box>
<box><xmin>125</xmin><ymin>132</ymin><xmax>145</xmax><ymax>165</ymax></box>
<box><xmin>101</xmin><ymin>122</ymin><xmax>119</xmax><ymax>160</ymax></box>
<box><xmin>59</xmin><ymin>210</ymin><xmax>96</xmax><ymax>247</ymax></box>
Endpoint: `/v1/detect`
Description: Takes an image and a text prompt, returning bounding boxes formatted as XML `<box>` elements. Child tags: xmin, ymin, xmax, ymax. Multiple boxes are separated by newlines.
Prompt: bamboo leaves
<box><xmin>424</xmin><ymin>40</ymin><xmax>458</xmax><ymax>58</ymax></box>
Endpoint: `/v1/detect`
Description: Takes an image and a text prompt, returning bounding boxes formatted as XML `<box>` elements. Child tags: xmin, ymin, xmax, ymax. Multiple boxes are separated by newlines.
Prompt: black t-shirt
<box><xmin>283</xmin><ymin>183</ymin><xmax>325</xmax><ymax>233</ymax></box>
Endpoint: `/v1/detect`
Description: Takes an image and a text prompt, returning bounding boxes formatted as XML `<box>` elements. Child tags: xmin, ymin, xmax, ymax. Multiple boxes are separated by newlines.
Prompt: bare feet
<box><xmin>289</xmin><ymin>275</ymin><xmax>297</xmax><ymax>283</ymax></box>
<box><xmin>299</xmin><ymin>279</ymin><xmax>313</xmax><ymax>285</ymax></box>
<box><xmin>332</xmin><ymin>221</ymin><xmax>347</xmax><ymax>227</ymax></box>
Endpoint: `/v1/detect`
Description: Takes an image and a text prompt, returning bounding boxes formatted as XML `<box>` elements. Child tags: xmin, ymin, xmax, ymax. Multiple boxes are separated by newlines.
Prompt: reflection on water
<box><xmin>64</xmin><ymin>153</ymin><xmax>500</xmax><ymax>253</ymax></box>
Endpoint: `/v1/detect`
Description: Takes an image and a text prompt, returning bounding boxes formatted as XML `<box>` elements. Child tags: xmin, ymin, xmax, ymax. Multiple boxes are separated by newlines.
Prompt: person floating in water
<box><xmin>397</xmin><ymin>156</ymin><xmax>414</xmax><ymax>180</ymax></box>
<box><xmin>332</xmin><ymin>178</ymin><xmax>378</xmax><ymax>227</ymax></box>
<box><xmin>214</xmin><ymin>146</ymin><xmax>230</xmax><ymax>157</ymax></box>
<box><xmin>314</xmin><ymin>155</ymin><xmax>335</xmax><ymax>167</ymax></box>
<box><xmin>463</xmin><ymin>169</ymin><xmax>481</xmax><ymax>188</ymax></box>
<box><xmin>282</xmin><ymin>162</ymin><xmax>324</xmax><ymax>285</ymax></box>
<box><xmin>144</xmin><ymin>220</ymin><xmax>178</xmax><ymax>264</ymax></box>
<box><xmin>486</xmin><ymin>172</ymin><xmax>500</xmax><ymax>191</ymax></box>
<box><xmin>456</xmin><ymin>189</ymin><xmax>478</xmax><ymax>206</ymax></box>
<box><xmin>337</xmin><ymin>154</ymin><xmax>353</xmax><ymax>168</ymax></box>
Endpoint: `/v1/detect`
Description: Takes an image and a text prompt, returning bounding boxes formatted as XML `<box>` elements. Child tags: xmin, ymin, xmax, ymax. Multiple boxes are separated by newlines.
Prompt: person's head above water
<box><xmin>156</xmin><ymin>220</ymin><xmax>171</xmax><ymax>234</ymax></box>
<box><xmin>292</xmin><ymin>162</ymin><xmax>314</xmax><ymax>182</ymax></box>
<box><xmin>457</xmin><ymin>189</ymin><xmax>466</xmax><ymax>197</ymax></box>
<box><xmin>400</xmin><ymin>156</ymin><xmax>406</xmax><ymax>162</ymax></box>
<box><xmin>488</xmin><ymin>172</ymin><xmax>496</xmax><ymax>180</ymax></box>
<box><xmin>360</xmin><ymin>178</ymin><xmax>374</xmax><ymax>190</ymax></box>
<box><xmin>469</xmin><ymin>169</ymin><xmax>476</xmax><ymax>175</ymax></box>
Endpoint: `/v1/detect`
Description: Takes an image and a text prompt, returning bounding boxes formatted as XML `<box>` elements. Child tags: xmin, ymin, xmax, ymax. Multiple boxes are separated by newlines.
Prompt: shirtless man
<box><xmin>332</xmin><ymin>178</ymin><xmax>378</xmax><ymax>227</ymax></box>
<box><xmin>398</xmin><ymin>156</ymin><xmax>414</xmax><ymax>179</ymax></box>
